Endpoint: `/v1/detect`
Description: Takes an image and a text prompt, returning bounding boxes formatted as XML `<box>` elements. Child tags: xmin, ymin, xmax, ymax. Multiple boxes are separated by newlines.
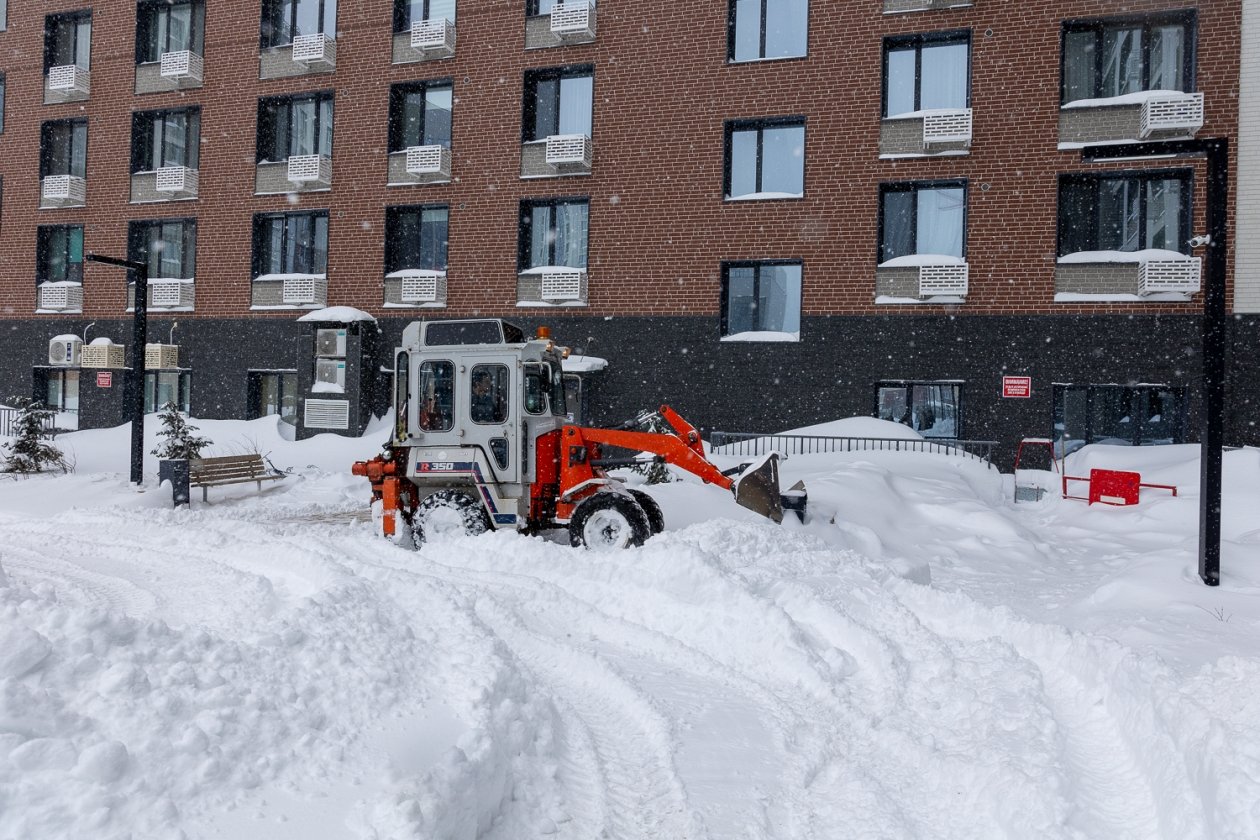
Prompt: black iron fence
<box><xmin>709</xmin><ymin>431</ymin><xmax>998</xmax><ymax>469</ymax></box>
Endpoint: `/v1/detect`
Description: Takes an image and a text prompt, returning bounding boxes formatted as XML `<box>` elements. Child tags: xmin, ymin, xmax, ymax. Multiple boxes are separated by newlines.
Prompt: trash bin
<box><xmin>159</xmin><ymin>458</ymin><xmax>190</xmax><ymax>507</ymax></box>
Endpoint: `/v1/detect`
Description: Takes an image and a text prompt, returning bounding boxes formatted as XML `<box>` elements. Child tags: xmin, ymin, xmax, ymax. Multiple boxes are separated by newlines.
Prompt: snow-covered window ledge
<box><xmin>1055</xmin><ymin>249</ymin><xmax>1201</xmax><ymax>300</ymax></box>
<box><xmin>251</xmin><ymin>273</ymin><xmax>328</xmax><ymax>309</ymax></box>
<box><xmin>1058</xmin><ymin>90</ymin><xmax>1204</xmax><ymax>147</ymax></box>
<box><xmin>720</xmin><ymin>331</ymin><xmax>800</xmax><ymax>343</ymax></box>
<box><xmin>385</xmin><ymin>269</ymin><xmax>448</xmax><ymax>307</ymax></box>
<box><xmin>876</xmin><ymin>255</ymin><xmax>969</xmax><ymax>302</ymax></box>
<box><xmin>880</xmin><ymin>108</ymin><xmax>972</xmax><ymax>156</ymax></box>
<box><xmin>724</xmin><ymin>191</ymin><xmax>804</xmax><ymax>202</ymax></box>
<box><xmin>517</xmin><ymin>266</ymin><xmax>588</xmax><ymax>306</ymax></box>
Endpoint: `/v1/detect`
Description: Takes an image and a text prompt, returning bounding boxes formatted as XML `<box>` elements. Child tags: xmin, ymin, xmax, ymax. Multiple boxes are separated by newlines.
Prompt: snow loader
<box><xmin>351</xmin><ymin>318</ymin><xmax>802</xmax><ymax>549</ymax></box>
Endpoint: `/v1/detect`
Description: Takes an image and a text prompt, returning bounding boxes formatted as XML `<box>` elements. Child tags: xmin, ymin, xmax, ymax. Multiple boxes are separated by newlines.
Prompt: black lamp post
<box><xmin>85</xmin><ymin>253</ymin><xmax>148</xmax><ymax>485</ymax></box>
<box><xmin>1081</xmin><ymin>138</ymin><xmax>1229</xmax><ymax>586</ymax></box>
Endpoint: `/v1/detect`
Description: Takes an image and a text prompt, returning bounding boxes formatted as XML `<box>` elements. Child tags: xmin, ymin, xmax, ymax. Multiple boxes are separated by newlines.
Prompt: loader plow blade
<box><xmin>733</xmin><ymin>452</ymin><xmax>784</xmax><ymax>523</ymax></box>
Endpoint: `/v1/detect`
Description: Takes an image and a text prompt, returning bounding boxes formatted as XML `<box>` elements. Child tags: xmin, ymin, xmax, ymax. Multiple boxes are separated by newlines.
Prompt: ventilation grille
<box><xmin>292</xmin><ymin>33</ymin><xmax>335</xmax><ymax>65</ymax></box>
<box><xmin>922</xmin><ymin>109</ymin><xmax>973</xmax><ymax>146</ymax></box>
<box><xmin>42</xmin><ymin>175</ymin><xmax>87</xmax><ymax>203</ymax></box>
<box><xmin>545</xmin><ymin>134</ymin><xmax>592</xmax><ymax>166</ymax></box>
<box><xmin>1140</xmin><ymin>93</ymin><xmax>1205</xmax><ymax>138</ymax></box>
<box><xmin>304</xmin><ymin>398</ymin><xmax>350</xmax><ymax>429</ymax></box>
<box><xmin>159</xmin><ymin>50</ymin><xmax>203</xmax><ymax>81</ymax></box>
<box><xmin>287</xmin><ymin>154</ymin><xmax>331</xmax><ymax>184</ymax></box>
<box><xmin>48</xmin><ymin>64</ymin><xmax>90</xmax><ymax>92</ymax></box>
<box><xmin>918</xmin><ymin>263</ymin><xmax>970</xmax><ymax>297</ymax></box>
<box><xmin>282</xmin><ymin>276</ymin><xmax>328</xmax><ymax>305</ymax></box>
<box><xmin>410</xmin><ymin>18</ymin><xmax>455</xmax><ymax>50</ymax></box>
<box><xmin>540</xmin><ymin>270</ymin><xmax>585</xmax><ymax>301</ymax></box>
<box><xmin>405</xmin><ymin>145</ymin><xmax>450</xmax><ymax>176</ymax></box>
<box><xmin>1138</xmin><ymin>257</ymin><xmax>1201</xmax><ymax>295</ymax></box>
<box><xmin>155</xmin><ymin>166</ymin><xmax>198</xmax><ymax>193</ymax></box>
<box><xmin>550</xmin><ymin>2</ymin><xmax>593</xmax><ymax>34</ymax></box>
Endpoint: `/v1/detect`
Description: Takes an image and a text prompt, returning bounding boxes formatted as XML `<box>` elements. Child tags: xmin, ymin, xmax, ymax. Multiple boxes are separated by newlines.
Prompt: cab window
<box><xmin>395</xmin><ymin>351</ymin><xmax>410</xmax><ymax>441</ymax></box>
<box><xmin>548</xmin><ymin>363</ymin><xmax>568</xmax><ymax>417</ymax></box>
<box><xmin>524</xmin><ymin>363</ymin><xmax>547</xmax><ymax>415</ymax></box>
<box><xmin>418</xmin><ymin>360</ymin><xmax>454</xmax><ymax>431</ymax></box>
<box><xmin>470</xmin><ymin>364</ymin><xmax>509</xmax><ymax>424</ymax></box>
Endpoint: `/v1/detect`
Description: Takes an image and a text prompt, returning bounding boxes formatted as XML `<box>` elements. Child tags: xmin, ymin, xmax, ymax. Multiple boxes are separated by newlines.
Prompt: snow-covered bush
<box><xmin>151</xmin><ymin>402</ymin><xmax>212</xmax><ymax>460</ymax></box>
<box><xmin>2</xmin><ymin>397</ymin><xmax>70</xmax><ymax>475</ymax></box>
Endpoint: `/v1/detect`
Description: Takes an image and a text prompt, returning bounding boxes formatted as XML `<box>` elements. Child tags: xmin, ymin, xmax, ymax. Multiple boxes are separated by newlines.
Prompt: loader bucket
<box><xmin>732</xmin><ymin>452</ymin><xmax>784</xmax><ymax>523</ymax></box>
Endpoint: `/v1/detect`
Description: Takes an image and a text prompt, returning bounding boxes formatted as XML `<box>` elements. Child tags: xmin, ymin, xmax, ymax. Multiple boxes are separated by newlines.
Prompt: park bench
<box><xmin>189</xmin><ymin>454</ymin><xmax>284</xmax><ymax>502</ymax></box>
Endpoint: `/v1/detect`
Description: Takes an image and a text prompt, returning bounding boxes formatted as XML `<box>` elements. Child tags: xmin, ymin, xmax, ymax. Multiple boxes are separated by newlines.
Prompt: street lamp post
<box><xmin>85</xmin><ymin>254</ymin><xmax>148</xmax><ymax>485</ymax></box>
<box><xmin>1081</xmin><ymin>138</ymin><xmax>1229</xmax><ymax>586</ymax></box>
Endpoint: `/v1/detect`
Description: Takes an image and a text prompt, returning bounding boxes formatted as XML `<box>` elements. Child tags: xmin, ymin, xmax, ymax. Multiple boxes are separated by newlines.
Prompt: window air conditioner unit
<box><xmin>282</xmin><ymin>276</ymin><xmax>327</xmax><ymax>305</ymax></box>
<box><xmin>550</xmin><ymin>2</ymin><xmax>593</xmax><ymax>35</ymax></box>
<box><xmin>287</xmin><ymin>154</ymin><xmax>331</xmax><ymax>184</ymax></box>
<box><xmin>918</xmin><ymin>263</ymin><xmax>969</xmax><ymax>297</ymax></box>
<box><xmin>410</xmin><ymin>17</ymin><xmax>455</xmax><ymax>50</ymax></box>
<box><xmin>81</xmin><ymin>340</ymin><xmax>127</xmax><ymax>369</ymax></box>
<box><xmin>291</xmin><ymin>32</ymin><xmax>336</xmax><ymax>66</ymax></box>
<box><xmin>405</xmin><ymin>145</ymin><xmax>451</xmax><ymax>177</ymax></box>
<box><xmin>145</xmin><ymin>343</ymin><xmax>180</xmax><ymax>369</ymax></box>
<box><xmin>545</xmin><ymin>134</ymin><xmax>593</xmax><ymax>166</ymax></box>
<box><xmin>315</xmin><ymin>328</ymin><xmax>347</xmax><ymax>357</ymax></box>
<box><xmin>304</xmin><ymin>398</ymin><xmax>350</xmax><ymax>429</ymax></box>
<box><xmin>155</xmin><ymin>166</ymin><xmax>199</xmax><ymax>193</ymax></box>
<box><xmin>150</xmin><ymin>280</ymin><xmax>191</xmax><ymax>308</ymax></box>
<box><xmin>38</xmin><ymin>284</ymin><xmax>84</xmax><ymax>311</ymax></box>
<box><xmin>922</xmin><ymin>109</ymin><xmax>973</xmax><ymax>147</ymax></box>
<box><xmin>47</xmin><ymin>64</ymin><xmax>90</xmax><ymax>93</ymax></box>
<box><xmin>42</xmin><ymin>175</ymin><xmax>87</xmax><ymax>203</ymax></box>
<box><xmin>159</xmin><ymin>50</ymin><xmax>204</xmax><ymax>82</ymax></box>
<box><xmin>315</xmin><ymin>358</ymin><xmax>346</xmax><ymax>389</ymax></box>
<box><xmin>540</xmin><ymin>269</ymin><xmax>585</xmax><ymax>301</ymax></box>
<box><xmin>48</xmin><ymin>336</ymin><xmax>83</xmax><ymax>366</ymax></box>
<box><xmin>1138</xmin><ymin>257</ymin><xmax>1201</xmax><ymax>296</ymax></box>
<box><xmin>1139</xmin><ymin>92</ymin><xmax>1205</xmax><ymax>138</ymax></box>
<box><xmin>399</xmin><ymin>272</ymin><xmax>444</xmax><ymax>303</ymax></box>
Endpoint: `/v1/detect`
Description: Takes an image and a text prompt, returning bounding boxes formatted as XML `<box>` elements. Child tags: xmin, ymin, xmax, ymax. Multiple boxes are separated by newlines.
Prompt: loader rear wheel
<box><xmin>569</xmin><ymin>492</ymin><xmax>651</xmax><ymax>551</ymax></box>
<box><xmin>628</xmin><ymin>489</ymin><xmax>665</xmax><ymax>535</ymax></box>
<box><xmin>413</xmin><ymin>490</ymin><xmax>491</xmax><ymax>547</ymax></box>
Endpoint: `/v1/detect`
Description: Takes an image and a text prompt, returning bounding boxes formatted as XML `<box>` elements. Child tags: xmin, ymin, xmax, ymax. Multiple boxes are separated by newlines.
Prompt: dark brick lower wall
<box><xmin>4</xmin><ymin>314</ymin><xmax>1257</xmax><ymax>469</ymax></box>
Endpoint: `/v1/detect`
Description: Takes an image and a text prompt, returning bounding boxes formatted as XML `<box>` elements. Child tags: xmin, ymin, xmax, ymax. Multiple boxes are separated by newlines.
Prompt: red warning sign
<box><xmin>96</xmin><ymin>371</ymin><xmax>113</xmax><ymax>388</ymax></box>
<box><xmin>1002</xmin><ymin>376</ymin><xmax>1031</xmax><ymax>398</ymax></box>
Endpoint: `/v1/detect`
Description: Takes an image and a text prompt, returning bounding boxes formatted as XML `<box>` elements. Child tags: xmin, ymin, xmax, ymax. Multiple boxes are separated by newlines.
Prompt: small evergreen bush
<box><xmin>2</xmin><ymin>398</ymin><xmax>69</xmax><ymax>475</ymax></box>
<box><xmin>151</xmin><ymin>402</ymin><xmax>212</xmax><ymax>460</ymax></box>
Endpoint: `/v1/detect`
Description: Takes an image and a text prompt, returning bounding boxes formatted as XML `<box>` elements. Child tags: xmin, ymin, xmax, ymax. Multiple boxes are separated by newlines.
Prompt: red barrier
<box><xmin>1062</xmin><ymin>468</ymin><xmax>1179</xmax><ymax>505</ymax></box>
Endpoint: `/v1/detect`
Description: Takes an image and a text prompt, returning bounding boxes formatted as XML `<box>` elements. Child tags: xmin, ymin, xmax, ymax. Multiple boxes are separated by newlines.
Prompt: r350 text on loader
<box><xmin>352</xmin><ymin>319</ymin><xmax>803</xmax><ymax>549</ymax></box>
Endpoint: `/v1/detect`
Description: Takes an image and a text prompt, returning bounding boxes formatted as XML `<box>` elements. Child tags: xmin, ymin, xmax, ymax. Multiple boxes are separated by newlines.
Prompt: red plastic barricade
<box><xmin>1062</xmin><ymin>468</ymin><xmax>1178</xmax><ymax>505</ymax></box>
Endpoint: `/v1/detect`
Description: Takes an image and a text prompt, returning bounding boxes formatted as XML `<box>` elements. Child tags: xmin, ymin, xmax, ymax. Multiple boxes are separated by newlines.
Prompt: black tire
<box><xmin>628</xmin><ymin>489</ymin><xmax>665</xmax><ymax>535</ymax></box>
<box><xmin>413</xmin><ymin>490</ymin><xmax>491</xmax><ymax>547</ymax></box>
<box><xmin>569</xmin><ymin>492</ymin><xmax>651</xmax><ymax>550</ymax></box>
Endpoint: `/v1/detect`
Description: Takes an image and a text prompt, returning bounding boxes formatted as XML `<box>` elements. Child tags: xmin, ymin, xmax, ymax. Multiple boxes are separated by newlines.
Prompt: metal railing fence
<box><xmin>709</xmin><ymin>431</ymin><xmax>997</xmax><ymax>469</ymax></box>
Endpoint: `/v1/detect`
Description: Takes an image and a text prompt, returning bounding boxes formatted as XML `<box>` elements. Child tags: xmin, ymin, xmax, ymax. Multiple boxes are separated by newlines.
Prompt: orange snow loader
<box><xmin>352</xmin><ymin>319</ymin><xmax>802</xmax><ymax>549</ymax></box>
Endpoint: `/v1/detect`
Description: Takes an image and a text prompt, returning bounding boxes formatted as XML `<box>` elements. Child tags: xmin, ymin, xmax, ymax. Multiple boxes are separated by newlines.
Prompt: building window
<box><xmin>0</xmin><ymin>73</ymin><xmax>5</xmax><ymax>134</ymax></box>
<box><xmin>519</xmin><ymin>199</ymin><xmax>588</xmax><ymax>269</ymax></box>
<box><xmin>523</xmin><ymin>66</ymin><xmax>593</xmax><ymax>142</ymax></box>
<box><xmin>720</xmin><ymin>262</ymin><xmax>801</xmax><ymax>338</ymax></box>
<box><xmin>252</xmin><ymin>211</ymin><xmax>329</xmax><ymax>276</ymax></box>
<box><xmin>876</xmin><ymin>382</ymin><xmax>962</xmax><ymax>438</ymax></box>
<box><xmin>257</xmin><ymin>92</ymin><xmax>334</xmax><ymax>162</ymax></box>
<box><xmin>261</xmin><ymin>0</ymin><xmax>336</xmax><ymax>48</ymax></box>
<box><xmin>1062</xmin><ymin>13</ymin><xmax>1195</xmax><ymax>105</ymax></box>
<box><xmin>136</xmin><ymin>0</ymin><xmax>205</xmax><ymax>63</ymax></box>
<box><xmin>878</xmin><ymin>181</ymin><xmax>966</xmax><ymax>263</ymax></box>
<box><xmin>724</xmin><ymin>118</ymin><xmax>805</xmax><ymax>200</ymax></box>
<box><xmin>45</xmin><ymin>11</ymin><xmax>92</xmax><ymax>71</ymax></box>
<box><xmin>385</xmin><ymin>205</ymin><xmax>448</xmax><ymax>272</ymax></box>
<box><xmin>388</xmin><ymin>81</ymin><xmax>453</xmax><ymax>151</ymax></box>
<box><xmin>131</xmin><ymin>108</ymin><xmax>200</xmax><ymax>171</ymax></box>
<box><xmin>40</xmin><ymin>120</ymin><xmax>89</xmax><ymax>178</ymax></box>
<box><xmin>883</xmin><ymin>32</ymin><xmax>970</xmax><ymax>118</ymax></box>
<box><xmin>1054</xmin><ymin>384</ymin><xmax>1185</xmax><ymax>454</ymax></box>
<box><xmin>728</xmin><ymin>0</ymin><xmax>807</xmax><ymax>63</ymax></box>
<box><xmin>145</xmin><ymin>371</ymin><xmax>191</xmax><ymax>413</ymax></box>
<box><xmin>0</xmin><ymin>0</ymin><xmax>7</xmax><ymax>31</ymax></box>
<box><xmin>46</xmin><ymin>370</ymin><xmax>81</xmax><ymax>416</ymax></box>
<box><xmin>248</xmin><ymin>371</ymin><xmax>298</xmax><ymax>422</ymax></box>
<box><xmin>128</xmin><ymin>219</ymin><xmax>196</xmax><ymax>279</ymax></box>
<box><xmin>1057</xmin><ymin>171</ymin><xmax>1192</xmax><ymax>257</ymax></box>
<box><xmin>394</xmin><ymin>0</ymin><xmax>455</xmax><ymax>30</ymax></box>
<box><xmin>37</xmin><ymin>225</ymin><xmax>85</xmax><ymax>284</ymax></box>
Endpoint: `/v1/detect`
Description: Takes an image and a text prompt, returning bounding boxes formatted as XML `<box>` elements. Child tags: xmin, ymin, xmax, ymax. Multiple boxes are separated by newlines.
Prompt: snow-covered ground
<box><xmin>1</xmin><ymin>415</ymin><xmax>1258</xmax><ymax>839</ymax></box>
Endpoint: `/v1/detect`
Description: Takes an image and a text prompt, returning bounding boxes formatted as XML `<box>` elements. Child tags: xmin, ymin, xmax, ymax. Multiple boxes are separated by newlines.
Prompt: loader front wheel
<box><xmin>414</xmin><ymin>490</ymin><xmax>491</xmax><ymax>547</ymax></box>
<box><xmin>628</xmin><ymin>489</ymin><xmax>665</xmax><ymax>535</ymax></box>
<box><xmin>569</xmin><ymin>492</ymin><xmax>651</xmax><ymax>551</ymax></box>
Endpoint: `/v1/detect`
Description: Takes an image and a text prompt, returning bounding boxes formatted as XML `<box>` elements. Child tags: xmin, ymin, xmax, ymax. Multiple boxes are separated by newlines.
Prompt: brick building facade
<box><xmin>0</xmin><ymin>0</ymin><xmax>1254</xmax><ymax>464</ymax></box>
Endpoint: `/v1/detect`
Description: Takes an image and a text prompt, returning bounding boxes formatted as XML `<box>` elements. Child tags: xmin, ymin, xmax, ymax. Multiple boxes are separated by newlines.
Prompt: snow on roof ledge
<box><xmin>89</xmin><ymin>337</ymin><xmax>117</xmax><ymax>345</ymax></box>
<box><xmin>297</xmin><ymin>306</ymin><xmax>378</xmax><ymax>324</ymax></box>
<box><xmin>51</xmin><ymin>334</ymin><xmax>82</xmax><ymax>342</ymax></box>
<box><xmin>562</xmin><ymin>354</ymin><xmax>608</xmax><ymax>373</ymax></box>
<box><xmin>879</xmin><ymin>254</ymin><xmax>967</xmax><ymax>268</ymax></box>
<box><xmin>1057</xmin><ymin>248</ymin><xmax>1191</xmax><ymax>265</ymax></box>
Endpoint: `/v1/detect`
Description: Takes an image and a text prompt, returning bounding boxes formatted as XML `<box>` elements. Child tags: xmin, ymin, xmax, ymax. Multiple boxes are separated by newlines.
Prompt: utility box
<box><xmin>81</xmin><ymin>340</ymin><xmax>126</xmax><ymax>369</ymax></box>
<box><xmin>146</xmin><ymin>344</ymin><xmax>180</xmax><ymax>369</ymax></box>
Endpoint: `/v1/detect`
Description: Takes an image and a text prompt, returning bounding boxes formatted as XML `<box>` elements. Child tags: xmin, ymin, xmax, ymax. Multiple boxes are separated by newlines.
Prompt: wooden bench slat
<box><xmin>187</xmin><ymin>454</ymin><xmax>284</xmax><ymax>501</ymax></box>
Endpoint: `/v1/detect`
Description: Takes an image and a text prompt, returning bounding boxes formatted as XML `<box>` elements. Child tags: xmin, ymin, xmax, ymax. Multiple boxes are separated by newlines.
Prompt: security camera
<box><xmin>1188</xmin><ymin>234</ymin><xmax>1212</xmax><ymax>248</ymax></box>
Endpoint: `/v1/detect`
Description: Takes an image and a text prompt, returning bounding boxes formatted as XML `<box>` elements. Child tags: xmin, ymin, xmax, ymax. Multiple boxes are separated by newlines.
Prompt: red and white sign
<box><xmin>96</xmin><ymin>371</ymin><xmax>113</xmax><ymax>388</ymax></box>
<box><xmin>1002</xmin><ymin>376</ymin><xmax>1032</xmax><ymax>398</ymax></box>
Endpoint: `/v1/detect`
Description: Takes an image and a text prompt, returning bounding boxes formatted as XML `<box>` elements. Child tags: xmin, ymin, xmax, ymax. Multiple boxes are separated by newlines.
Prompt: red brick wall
<box><xmin>0</xmin><ymin>0</ymin><xmax>1241</xmax><ymax>321</ymax></box>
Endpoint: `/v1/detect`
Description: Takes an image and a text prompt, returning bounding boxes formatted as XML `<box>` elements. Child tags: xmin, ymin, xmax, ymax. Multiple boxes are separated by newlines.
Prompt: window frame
<box><xmin>247</xmin><ymin>370</ymin><xmax>299</xmax><ymax>422</ymax></box>
<box><xmin>1056</xmin><ymin>168</ymin><xmax>1194</xmax><ymax>257</ymax></box>
<box><xmin>0</xmin><ymin>73</ymin><xmax>5</xmax><ymax>134</ymax></box>
<box><xmin>130</xmin><ymin>107</ymin><xmax>201</xmax><ymax>172</ymax></box>
<box><xmin>127</xmin><ymin>218</ymin><xmax>197</xmax><ymax>280</ymax></box>
<box><xmin>1060</xmin><ymin>11</ymin><xmax>1197</xmax><ymax>105</ymax></box>
<box><xmin>260</xmin><ymin>0</ymin><xmax>336</xmax><ymax>48</ymax></box>
<box><xmin>881</xmin><ymin>30</ymin><xmax>972</xmax><ymax>118</ymax></box>
<box><xmin>1053</xmin><ymin>383</ymin><xmax>1186</xmax><ymax>451</ymax></box>
<box><xmin>726</xmin><ymin>0</ymin><xmax>809</xmax><ymax>63</ymax></box>
<box><xmin>388</xmin><ymin>79</ymin><xmax>454</xmax><ymax>152</ymax></box>
<box><xmin>521</xmin><ymin>64</ymin><xmax>594</xmax><ymax>143</ymax></box>
<box><xmin>877</xmin><ymin>179</ymin><xmax>968</xmax><ymax>264</ymax></box>
<box><xmin>393</xmin><ymin>0</ymin><xmax>456</xmax><ymax>31</ymax></box>
<box><xmin>36</xmin><ymin>225</ymin><xmax>86</xmax><ymax>285</ymax></box>
<box><xmin>256</xmin><ymin>91</ymin><xmax>335</xmax><ymax>162</ymax></box>
<box><xmin>251</xmin><ymin>210</ymin><xmax>330</xmax><ymax>277</ymax></box>
<box><xmin>874</xmin><ymin>380</ymin><xmax>965</xmax><ymax>439</ymax></box>
<box><xmin>719</xmin><ymin>260</ymin><xmax>803</xmax><ymax>338</ymax></box>
<box><xmin>723</xmin><ymin>116</ymin><xmax>807</xmax><ymax>200</ymax></box>
<box><xmin>518</xmin><ymin>197</ymin><xmax>590</xmax><ymax>271</ymax></box>
<box><xmin>135</xmin><ymin>0</ymin><xmax>206</xmax><ymax>63</ymax></box>
<box><xmin>44</xmin><ymin>10</ymin><xmax>93</xmax><ymax>71</ymax></box>
<box><xmin>384</xmin><ymin>204</ymin><xmax>449</xmax><ymax>274</ymax></box>
<box><xmin>39</xmin><ymin>119</ymin><xmax>90</xmax><ymax>178</ymax></box>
